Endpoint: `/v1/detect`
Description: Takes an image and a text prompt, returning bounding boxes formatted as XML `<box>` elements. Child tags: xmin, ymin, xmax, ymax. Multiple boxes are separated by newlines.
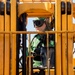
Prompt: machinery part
<box><xmin>39</xmin><ymin>69</ymin><xmax>45</xmax><ymax>75</ymax></box>
<box><xmin>16</xmin><ymin>13</ymin><xmax>27</xmax><ymax>75</ymax></box>
<box><xmin>61</xmin><ymin>1</ymin><xmax>65</xmax><ymax>14</ymax></box>
<box><xmin>47</xmin><ymin>58</ymin><xmax>50</xmax><ymax>75</ymax></box>
<box><xmin>33</xmin><ymin>72</ymin><xmax>39</xmax><ymax>75</ymax></box>
<box><xmin>6</xmin><ymin>1</ymin><xmax>10</xmax><ymax>15</ymax></box>
<box><xmin>67</xmin><ymin>2</ymin><xmax>71</xmax><ymax>15</ymax></box>
<box><xmin>21</xmin><ymin>13</ymin><xmax>27</xmax><ymax>75</ymax></box>
<box><xmin>0</xmin><ymin>1</ymin><xmax>4</xmax><ymax>15</ymax></box>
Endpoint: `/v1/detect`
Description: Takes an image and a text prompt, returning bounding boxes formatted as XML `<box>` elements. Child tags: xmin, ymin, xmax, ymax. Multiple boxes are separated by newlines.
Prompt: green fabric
<box><xmin>30</xmin><ymin>34</ymin><xmax>55</xmax><ymax>50</ymax></box>
<box><xmin>26</xmin><ymin>50</ymin><xmax>28</xmax><ymax>56</ymax></box>
<box><xmin>33</xmin><ymin>60</ymin><xmax>42</xmax><ymax>67</ymax></box>
<box><xmin>30</xmin><ymin>35</ymin><xmax>41</xmax><ymax>52</ymax></box>
<box><xmin>30</xmin><ymin>35</ymin><xmax>44</xmax><ymax>67</ymax></box>
<box><xmin>50</xmin><ymin>40</ymin><xmax>55</xmax><ymax>47</ymax></box>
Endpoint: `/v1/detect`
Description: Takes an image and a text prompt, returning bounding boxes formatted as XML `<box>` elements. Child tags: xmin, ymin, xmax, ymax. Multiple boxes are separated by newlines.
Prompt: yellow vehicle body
<box><xmin>0</xmin><ymin>0</ymin><xmax>75</xmax><ymax>75</ymax></box>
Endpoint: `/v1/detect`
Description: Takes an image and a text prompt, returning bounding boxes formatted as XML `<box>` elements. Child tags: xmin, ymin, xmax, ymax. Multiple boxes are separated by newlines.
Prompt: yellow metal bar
<box><xmin>27</xmin><ymin>13</ymin><xmax>52</xmax><ymax>17</ymax></box>
<box><xmin>11</xmin><ymin>0</ymin><xmax>16</xmax><ymax>75</ymax></box>
<box><xmin>25</xmin><ymin>69</ymin><xmax>75</xmax><ymax>75</ymax></box>
<box><xmin>19</xmin><ymin>0</ymin><xmax>55</xmax><ymax>2</ymax></box>
<box><xmin>33</xmin><ymin>69</ymin><xmax>75</xmax><ymax>75</ymax></box>
<box><xmin>73</xmin><ymin>3</ymin><xmax>75</xmax><ymax>18</ymax></box>
<box><xmin>4</xmin><ymin>0</ymin><xmax>11</xmax><ymax>75</ymax></box>
<box><xmin>73</xmin><ymin>58</ymin><xmax>75</xmax><ymax>67</ymax></box>
<box><xmin>55</xmin><ymin>0</ymin><xmax>62</xmax><ymax>75</ymax></box>
<box><xmin>18</xmin><ymin>1</ymin><xmax>75</xmax><ymax>17</ymax></box>
<box><xmin>18</xmin><ymin>3</ymin><xmax>54</xmax><ymax>17</ymax></box>
<box><xmin>0</xmin><ymin>1</ymin><xmax>5</xmax><ymax>75</ymax></box>
<box><xmin>0</xmin><ymin>13</ymin><xmax>4</xmax><ymax>75</ymax></box>
<box><xmin>67</xmin><ymin>0</ymin><xmax>73</xmax><ymax>75</ymax></box>
<box><xmin>46</xmin><ymin>33</ymin><xmax>50</xmax><ymax>75</ymax></box>
<box><xmin>0</xmin><ymin>31</ymin><xmax>75</xmax><ymax>34</ymax></box>
<box><xmin>28</xmin><ymin>34</ymin><xmax>32</xmax><ymax>75</ymax></box>
<box><xmin>73</xmin><ymin>24</ymin><xmax>75</xmax><ymax>42</ymax></box>
<box><xmin>61</xmin><ymin>1</ymin><xmax>68</xmax><ymax>75</ymax></box>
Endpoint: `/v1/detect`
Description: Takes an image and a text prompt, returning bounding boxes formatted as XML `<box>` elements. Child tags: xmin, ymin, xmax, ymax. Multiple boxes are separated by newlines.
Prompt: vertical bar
<box><xmin>73</xmin><ymin>49</ymin><xmax>75</xmax><ymax>68</ymax></box>
<box><xmin>16</xmin><ymin>0</ymin><xmax>19</xmax><ymax>74</ymax></box>
<box><xmin>55</xmin><ymin>0</ymin><xmax>62</xmax><ymax>75</ymax></box>
<box><xmin>47</xmin><ymin>33</ymin><xmax>50</xmax><ymax>75</ymax></box>
<box><xmin>61</xmin><ymin>1</ymin><xmax>68</xmax><ymax>75</ymax></box>
<box><xmin>11</xmin><ymin>0</ymin><xmax>16</xmax><ymax>75</ymax></box>
<box><xmin>28</xmin><ymin>34</ymin><xmax>32</xmax><ymax>75</ymax></box>
<box><xmin>4</xmin><ymin>0</ymin><xmax>11</xmax><ymax>75</ymax></box>
<box><xmin>21</xmin><ymin>13</ymin><xmax>27</xmax><ymax>75</ymax></box>
<box><xmin>67</xmin><ymin>1</ymin><xmax>73</xmax><ymax>75</ymax></box>
<box><xmin>0</xmin><ymin>0</ymin><xmax>5</xmax><ymax>75</ymax></box>
<box><xmin>28</xmin><ymin>34</ymin><xmax>31</xmax><ymax>56</ymax></box>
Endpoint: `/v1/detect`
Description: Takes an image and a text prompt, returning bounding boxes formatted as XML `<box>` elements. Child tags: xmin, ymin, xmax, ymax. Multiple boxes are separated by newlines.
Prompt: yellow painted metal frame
<box><xmin>61</xmin><ymin>1</ymin><xmax>68</xmax><ymax>75</ymax></box>
<box><xmin>55</xmin><ymin>0</ymin><xmax>62</xmax><ymax>75</ymax></box>
<box><xmin>67</xmin><ymin>0</ymin><xmax>73</xmax><ymax>75</ymax></box>
<box><xmin>11</xmin><ymin>0</ymin><xmax>17</xmax><ymax>75</ymax></box>
<box><xmin>4</xmin><ymin>0</ymin><xmax>11</xmax><ymax>75</ymax></box>
<box><xmin>18</xmin><ymin>2</ymin><xmax>75</xmax><ymax>17</ymax></box>
<box><xmin>19</xmin><ymin>0</ymin><xmax>55</xmax><ymax>2</ymax></box>
<box><xmin>19</xmin><ymin>69</ymin><xmax>75</xmax><ymax>75</ymax></box>
<box><xmin>0</xmin><ymin>0</ymin><xmax>75</xmax><ymax>75</ymax></box>
<box><xmin>18</xmin><ymin>2</ymin><xmax>54</xmax><ymax>17</ymax></box>
<box><xmin>0</xmin><ymin>2</ymin><xmax>4</xmax><ymax>75</ymax></box>
<box><xmin>0</xmin><ymin>0</ymin><xmax>16</xmax><ymax>75</ymax></box>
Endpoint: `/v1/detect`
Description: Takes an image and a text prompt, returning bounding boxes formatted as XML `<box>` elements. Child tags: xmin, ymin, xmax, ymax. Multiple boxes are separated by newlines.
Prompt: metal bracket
<box><xmin>61</xmin><ymin>1</ymin><xmax>65</xmax><ymax>14</ymax></box>
<box><xmin>0</xmin><ymin>1</ymin><xmax>4</xmax><ymax>15</ymax></box>
<box><xmin>6</xmin><ymin>1</ymin><xmax>10</xmax><ymax>15</ymax></box>
<box><xmin>67</xmin><ymin>2</ymin><xmax>71</xmax><ymax>15</ymax></box>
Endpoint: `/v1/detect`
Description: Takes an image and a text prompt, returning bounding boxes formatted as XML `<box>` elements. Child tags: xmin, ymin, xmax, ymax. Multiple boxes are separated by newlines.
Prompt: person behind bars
<box><xmin>30</xmin><ymin>17</ymin><xmax>55</xmax><ymax>68</ymax></box>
